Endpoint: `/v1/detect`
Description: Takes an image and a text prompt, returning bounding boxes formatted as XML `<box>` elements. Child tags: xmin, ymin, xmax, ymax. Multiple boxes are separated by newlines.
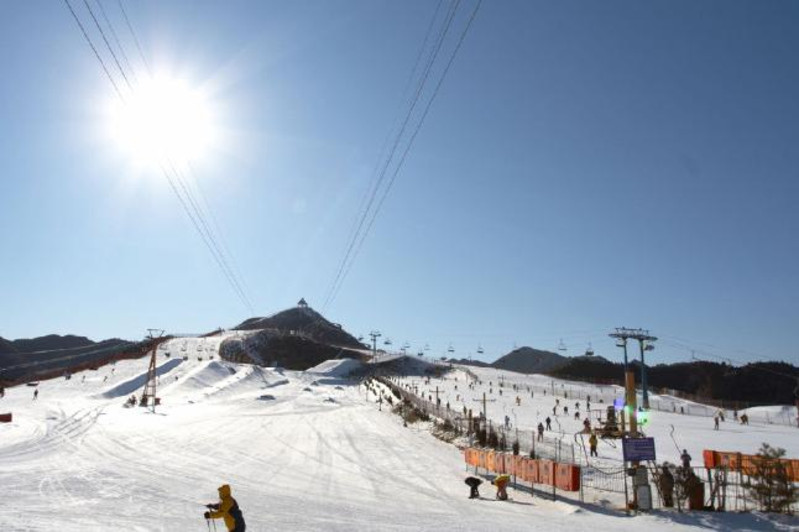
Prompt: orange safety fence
<box><xmin>463</xmin><ymin>448</ymin><xmax>581</xmax><ymax>492</ymax></box>
<box><xmin>703</xmin><ymin>450</ymin><xmax>799</xmax><ymax>482</ymax></box>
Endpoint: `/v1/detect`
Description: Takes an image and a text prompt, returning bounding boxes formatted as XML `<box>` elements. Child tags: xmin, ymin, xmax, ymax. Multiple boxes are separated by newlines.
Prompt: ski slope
<box><xmin>395</xmin><ymin>364</ymin><xmax>799</xmax><ymax>468</ymax></box>
<box><xmin>0</xmin><ymin>340</ymin><xmax>796</xmax><ymax>530</ymax></box>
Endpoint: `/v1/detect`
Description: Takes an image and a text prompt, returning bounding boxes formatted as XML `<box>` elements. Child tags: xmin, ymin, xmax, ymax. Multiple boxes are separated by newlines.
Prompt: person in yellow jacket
<box><xmin>204</xmin><ymin>484</ymin><xmax>246</xmax><ymax>532</ymax></box>
<box><xmin>588</xmin><ymin>432</ymin><xmax>598</xmax><ymax>457</ymax></box>
<box><xmin>491</xmin><ymin>474</ymin><xmax>510</xmax><ymax>500</ymax></box>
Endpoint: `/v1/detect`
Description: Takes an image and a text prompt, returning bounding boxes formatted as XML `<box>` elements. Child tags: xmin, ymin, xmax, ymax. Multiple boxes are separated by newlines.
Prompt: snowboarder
<box><xmin>680</xmin><ymin>449</ymin><xmax>692</xmax><ymax>470</ymax></box>
<box><xmin>659</xmin><ymin>465</ymin><xmax>675</xmax><ymax>507</ymax></box>
<box><xmin>465</xmin><ymin>476</ymin><xmax>482</xmax><ymax>499</ymax></box>
<box><xmin>545</xmin><ymin>417</ymin><xmax>552</xmax><ymax>431</ymax></box>
<box><xmin>492</xmin><ymin>474</ymin><xmax>510</xmax><ymax>500</ymax></box>
<box><xmin>204</xmin><ymin>484</ymin><xmax>245</xmax><ymax>532</ymax></box>
<box><xmin>588</xmin><ymin>432</ymin><xmax>598</xmax><ymax>457</ymax></box>
<box><xmin>537</xmin><ymin>422</ymin><xmax>545</xmax><ymax>441</ymax></box>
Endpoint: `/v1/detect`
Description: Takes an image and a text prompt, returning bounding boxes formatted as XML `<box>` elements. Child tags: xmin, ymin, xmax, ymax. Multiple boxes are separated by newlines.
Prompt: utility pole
<box><xmin>610</xmin><ymin>328</ymin><xmax>656</xmax><ymax>424</ymax></box>
<box><xmin>369</xmin><ymin>330</ymin><xmax>381</xmax><ymax>359</ymax></box>
<box><xmin>637</xmin><ymin>333</ymin><xmax>657</xmax><ymax>409</ymax></box>
<box><xmin>473</xmin><ymin>392</ymin><xmax>497</xmax><ymax>424</ymax></box>
<box><xmin>610</xmin><ymin>326</ymin><xmax>657</xmax><ymax>513</ymax></box>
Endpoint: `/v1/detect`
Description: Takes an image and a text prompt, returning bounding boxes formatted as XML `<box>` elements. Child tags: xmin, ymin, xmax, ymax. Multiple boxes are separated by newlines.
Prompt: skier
<box><xmin>713</xmin><ymin>416</ymin><xmax>719</xmax><ymax>430</ymax></box>
<box><xmin>574</xmin><ymin>411</ymin><xmax>580</xmax><ymax>420</ymax></box>
<box><xmin>492</xmin><ymin>474</ymin><xmax>510</xmax><ymax>500</ymax></box>
<box><xmin>583</xmin><ymin>418</ymin><xmax>591</xmax><ymax>432</ymax></box>
<box><xmin>552</xmin><ymin>406</ymin><xmax>557</xmax><ymax>416</ymax></box>
<box><xmin>33</xmin><ymin>389</ymin><xmax>38</xmax><ymax>400</ymax></box>
<box><xmin>659</xmin><ymin>465</ymin><xmax>675</xmax><ymax>507</ymax></box>
<box><xmin>545</xmin><ymin>416</ymin><xmax>552</xmax><ymax>431</ymax></box>
<box><xmin>740</xmin><ymin>414</ymin><xmax>749</xmax><ymax>425</ymax></box>
<box><xmin>537</xmin><ymin>422</ymin><xmax>545</xmax><ymax>442</ymax></box>
<box><xmin>465</xmin><ymin>476</ymin><xmax>482</xmax><ymax>499</ymax></box>
<box><xmin>680</xmin><ymin>449</ymin><xmax>692</xmax><ymax>470</ymax></box>
<box><xmin>0</xmin><ymin>386</ymin><xmax>4</xmax><ymax>398</ymax></box>
<box><xmin>564</xmin><ymin>406</ymin><xmax>569</xmax><ymax>415</ymax></box>
<box><xmin>504</xmin><ymin>415</ymin><xmax>510</xmax><ymax>429</ymax></box>
<box><xmin>204</xmin><ymin>484</ymin><xmax>245</xmax><ymax>532</ymax></box>
<box><xmin>588</xmin><ymin>432</ymin><xmax>598</xmax><ymax>457</ymax></box>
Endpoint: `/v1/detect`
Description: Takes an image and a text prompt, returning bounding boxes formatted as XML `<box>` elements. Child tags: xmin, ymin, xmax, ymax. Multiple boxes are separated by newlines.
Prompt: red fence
<box><xmin>464</xmin><ymin>448</ymin><xmax>581</xmax><ymax>492</ymax></box>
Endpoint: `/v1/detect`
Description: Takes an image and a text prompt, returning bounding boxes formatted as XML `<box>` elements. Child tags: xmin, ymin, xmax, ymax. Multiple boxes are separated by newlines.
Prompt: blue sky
<box><xmin>1</xmin><ymin>1</ymin><xmax>797</xmax><ymax>366</ymax></box>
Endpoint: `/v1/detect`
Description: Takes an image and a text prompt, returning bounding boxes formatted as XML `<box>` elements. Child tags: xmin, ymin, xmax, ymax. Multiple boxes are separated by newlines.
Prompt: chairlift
<box><xmin>447</xmin><ymin>344</ymin><xmax>455</xmax><ymax>354</ymax></box>
<box><xmin>557</xmin><ymin>339</ymin><xmax>567</xmax><ymax>352</ymax></box>
<box><xmin>476</xmin><ymin>345</ymin><xmax>484</xmax><ymax>355</ymax></box>
<box><xmin>384</xmin><ymin>338</ymin><xmax>393</xmax><ymax>346</ymax></box>
<box><xmin>645</xmin><ymin>343</ymin><xmax>655</xmax><ymax>352</ymax></box>
<box><xmin>585</xmin><ymin>342</ymin><xmax>595</xmax><ymax>357</ymax></box>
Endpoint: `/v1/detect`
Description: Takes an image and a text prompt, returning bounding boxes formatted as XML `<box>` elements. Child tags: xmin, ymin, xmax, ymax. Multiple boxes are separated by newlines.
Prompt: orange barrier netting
<box><xmin>703</xmin><ymin>450</ymin><xmax>799</xmax><ymax>482</ymax></box>
<box><xmin>463</xmin><ymin>448</ymin><xmax>580</xmax><ymax>492</ymax></box>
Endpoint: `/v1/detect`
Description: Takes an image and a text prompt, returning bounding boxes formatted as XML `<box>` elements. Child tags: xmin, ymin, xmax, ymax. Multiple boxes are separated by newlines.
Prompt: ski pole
<box><xmin>205</xmin><ymin>518</ymin><xmax>211</xmax><ymax>532</ymax></box>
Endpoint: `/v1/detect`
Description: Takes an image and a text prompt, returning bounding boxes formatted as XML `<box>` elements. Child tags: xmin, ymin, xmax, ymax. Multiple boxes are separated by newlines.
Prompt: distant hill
<box><xmin>492</xmin><ymin>347</ymin><xmax>569</xmax><ymax>374</ymax></box>
<box><xmin>234</xmin><ymin>301</ymin><xmax>362</xmax><ymax>349</ymax></box>
<box><xmin>0</xmin><ymin>335</ymin><xmax>143</xmax><ymax>385</ymax></box>
<box><xmin>0</xmin><ymin>337</ymin><xmax>17</xmax><ymax>354</ymax></box>
<box><xmin>10</xmin><ymin>334</ymin><xmax>96</xmax><ymax>353</ymax></box>
<box><xmin>549</xmin><ymin>358</ymin><xmax>799</xmax><ymax>406</ymax></box>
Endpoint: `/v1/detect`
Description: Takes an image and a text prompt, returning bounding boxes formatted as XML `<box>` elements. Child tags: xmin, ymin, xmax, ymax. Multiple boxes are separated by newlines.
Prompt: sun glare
<box><xmin>109</xmin><ymin>76</ymin><xmax>214</xmax><ymax>165</ymax></box>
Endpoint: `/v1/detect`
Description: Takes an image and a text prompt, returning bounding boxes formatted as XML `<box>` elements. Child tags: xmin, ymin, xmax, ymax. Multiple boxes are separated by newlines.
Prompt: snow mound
<box><xmin>97</xmin><ymin>358</ymin><xmax>183</xmax><ymax>398</ymax></box>
<box><xmin>306</xmin><ymin>358</ymin><xmax>362</xmax><ymax>377</ymax></box>
<box><xmin>171</xmin><ymin>360</ymin><xmax>234</xmax><ymax>393</ymax></box>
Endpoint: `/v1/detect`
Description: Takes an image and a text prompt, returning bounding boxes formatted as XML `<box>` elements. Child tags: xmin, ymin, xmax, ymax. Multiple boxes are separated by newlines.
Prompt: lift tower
<box><xmin>140</xmin><ymin>329</ymin><xmax>166</xmax><ymax>413</ymax></box>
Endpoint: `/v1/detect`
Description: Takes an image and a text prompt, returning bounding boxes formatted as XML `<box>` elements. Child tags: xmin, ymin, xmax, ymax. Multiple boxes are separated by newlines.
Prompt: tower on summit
<box><xmin>297</xmin><ymin>298</ymin><xmax>309</xmax><ymax>309</ymax></box>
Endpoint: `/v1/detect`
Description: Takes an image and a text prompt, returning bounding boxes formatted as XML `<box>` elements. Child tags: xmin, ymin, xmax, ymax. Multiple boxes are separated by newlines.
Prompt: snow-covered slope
<box><xmin>0</xmin><ymin>342</ymin><xmax>796</xmax><ymax>530</ymax></box>
<box><xmin>396</xmin><ymin>364</ymin><xmax>799</xmax><ymax>467</ymax></box>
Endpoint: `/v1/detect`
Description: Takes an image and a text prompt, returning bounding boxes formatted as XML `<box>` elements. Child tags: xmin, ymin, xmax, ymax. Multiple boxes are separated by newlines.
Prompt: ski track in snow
<box><xmin>0</xmin><ymin>346</ymin><xmax>796</xmax><ymax>531</ymax></box>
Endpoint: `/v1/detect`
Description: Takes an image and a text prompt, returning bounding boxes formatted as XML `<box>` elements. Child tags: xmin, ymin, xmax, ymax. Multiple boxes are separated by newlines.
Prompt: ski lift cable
<box><xmin>82</xmin><ymin>2</ymin><xmax>255</xmax><ymax>314</ymax></box>
<box><xmin>326</xmin><ymin>0</ymin><xmax>482</xmax><ymax>308</ymax></box>
<box><xmin>321</xmin><ymin>1</ymin><xmax>457</xmax><ymax>312</ymax></box>
<box><xmin>62</xmin><ymin>0</ymin><xmax>255</xmax><ymax>315</ymax></box>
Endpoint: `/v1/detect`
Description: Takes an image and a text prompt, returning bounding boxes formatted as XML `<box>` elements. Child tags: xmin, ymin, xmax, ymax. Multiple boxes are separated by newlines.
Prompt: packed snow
<box><xmin>0</xmin><ymin>339</ymin><xmax>797</xmax><ymax>531</ymax></box>
<box><xmin>394</xmin><ymin>364</ymin><xmax>799</xmax><ymax>467</ymax></box>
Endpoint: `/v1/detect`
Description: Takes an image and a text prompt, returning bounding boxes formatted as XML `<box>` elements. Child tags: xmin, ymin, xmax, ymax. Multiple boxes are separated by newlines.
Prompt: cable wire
<box><xmin>326</xmin><ymin>0</ymin><xmax>482</xmax><ymax>308</ymax></box>
<box><xmin>322</xmin><ymin>0</ymin><xmax>464</xmax><ymax>311</ymax></box>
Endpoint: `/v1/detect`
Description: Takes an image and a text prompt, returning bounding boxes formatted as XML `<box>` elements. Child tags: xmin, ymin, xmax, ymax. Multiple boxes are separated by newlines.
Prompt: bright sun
<box><xmin>109</xmin><ymin>75</ymin><xmax>214</xmax><ymax>165</ymax></box>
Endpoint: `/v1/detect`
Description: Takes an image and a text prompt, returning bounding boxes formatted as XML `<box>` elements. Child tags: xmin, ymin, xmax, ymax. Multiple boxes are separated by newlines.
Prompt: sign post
<box><xmin>623</xmin><ymin>437</ymin><xmax>657</xmax><ymax>462</ymax></box>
